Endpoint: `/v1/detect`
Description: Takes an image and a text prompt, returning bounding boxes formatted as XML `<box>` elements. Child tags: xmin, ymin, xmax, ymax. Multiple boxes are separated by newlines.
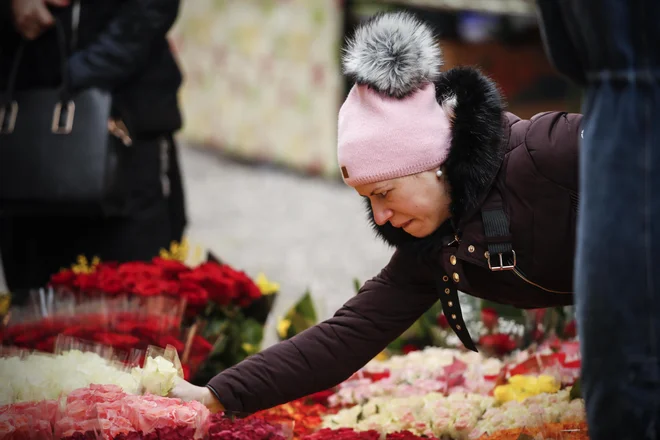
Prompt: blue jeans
<box><xmin>577</xmin><ymin>79</ymin><xmax>660</xmax><ymax>438</ymax></box>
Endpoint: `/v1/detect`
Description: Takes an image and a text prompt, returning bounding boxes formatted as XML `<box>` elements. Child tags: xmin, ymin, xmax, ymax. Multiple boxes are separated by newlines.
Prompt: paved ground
<box><xmin>179</xmin><ymin>142</ymin><xmax>393</xmax><ymax>347</ymax></box>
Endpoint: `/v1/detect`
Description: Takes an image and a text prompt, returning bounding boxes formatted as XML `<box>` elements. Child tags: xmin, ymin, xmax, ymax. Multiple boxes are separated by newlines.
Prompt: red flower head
<box><xmin>191</xmin><ymin>335</ymin><xmax>213</xmax><ymax>356</ymax></box>
<box><xmin>402</xmin><ymin>344</ymin><xmax>419</xmax><ymax>355</ymax></box>
<box><xmin>437</xmin><ymin>313</ymin><xmax>449</xmax><ymax>329</ymax></box>
<box><xmin>181</xmin><ymin>364</ymin><xmax>191</xmax><ymax>381</ymax></box>
<box><xmin>96</xmin><ymin>266</ymin><xmax>123</xmax><ymax>295</ymax></box>
<box><xmin>118</xmin><ymin>261</ymin><xmax>163</xmax><ymax>279</ymax></box>
<box><xmin>306</xmin><ymin>389</ymin><xmax>335</xmax><ymax>406</ymax></box>
<box><xmin>532</xmin><ymin>327</ymin><xmax>545</xmax><ymax>343</ymax></box>
<box><xmin>49</xmin><ymin>269</ymin><xmax>76</xmax><ymax>289</ymax></box>
<box><xmin>478</xmin><ymin>333</ymin><xmax>518</xmax><ymax>356</ymax></box>
<box><xmin>152</xmin><ymin>257</ymin><xmax>190</xmax><ymax>279</ymax></box>
<box><xmin>532</xmin><ymin>308</ymin><xmax>547</xmax><ymax>323</ymax></box>
<box><xmin>564</xmin><ymin>319</ymin><xmax>577</xmax><ymax>339</ymax></box>
<box><xmin>181</xmin><ymin>263</ymin><xmax>237</xmax><ymax>306</ymax></box>
<box><xmin>92</xmin><ymin>332</ymin><xmax>141</xmax><ymax>351</ymax></box>
<box><xmin>179</xmin><ymin>281</ymin><xmax>209</xmax><ymax>307</ymax></box>
<box><xmin>218</xmin><ymin>265</ymin><xmax>261</xmax><ymax>306</ymax></box>
<box><xmin>154</xmin><ymin>335</ymin><xmax>185</xmax><ymax>353</ymax></box>
<box><xmin>73</xmin><ymin>272</ymin><xmax>100</xmax><ymax>292</ymax></box>
<box><xmin>481</xmin><ymin>307</ymin><xmax>499</xmax><ymax>331</ymax></box>
<box><xmin>132</xmin><ymin>279</ymin><xmax>177</xmax><ymax>297</ymax></box>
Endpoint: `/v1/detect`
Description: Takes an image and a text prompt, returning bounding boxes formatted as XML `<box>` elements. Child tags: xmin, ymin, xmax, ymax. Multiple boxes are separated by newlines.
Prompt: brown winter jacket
<box><xmin>207</xmin><ymin>67</ymin><xmax>581</xmax><ymax>413</ymax></box>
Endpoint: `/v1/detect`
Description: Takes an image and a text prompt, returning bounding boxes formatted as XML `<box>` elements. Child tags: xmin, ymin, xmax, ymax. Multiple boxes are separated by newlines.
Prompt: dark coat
<box><xmin>535</xmin><ymin>0</ymin><xmax>660</xmax><ymax>85</ymax></box>
<box><xmin>0</xmin><ymin>0</ymin><xmax>183</xmax><ymax>136</ymax></box>
<box><xmin>211</xmin><ymin>67</ymin><xmax>582</xmax><ymax>413</ymax></box>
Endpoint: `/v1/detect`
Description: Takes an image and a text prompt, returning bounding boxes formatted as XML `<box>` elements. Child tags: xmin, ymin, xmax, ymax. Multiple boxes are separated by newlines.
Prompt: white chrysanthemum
<box><xmin>0</xmin><ymin>350</ymin><xmax>142</xmax><ymax>404</ymax></box>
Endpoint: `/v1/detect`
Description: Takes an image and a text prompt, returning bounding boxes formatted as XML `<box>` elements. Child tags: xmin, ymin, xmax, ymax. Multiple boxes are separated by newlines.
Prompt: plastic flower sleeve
<box><xmin>54</xmin><ymin>335</ymin><xmax>147</xmax><ymax>370</ymax></box>
<box><xmin>135</xmin><ymin>344</ymin><xmax>184</xmax><ymax>396</ymax></box>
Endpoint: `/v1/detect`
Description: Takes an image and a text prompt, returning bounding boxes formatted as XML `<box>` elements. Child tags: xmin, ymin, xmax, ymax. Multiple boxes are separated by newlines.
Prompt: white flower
<box><xmin>132</xmin><ymin>356</ymin><xmax>179</xmax><ymax>397</ymax></box>
<box><xmin>0</xmin><ymin>350</ymin><xmax>144</xmax><ymax>404</ymax></box>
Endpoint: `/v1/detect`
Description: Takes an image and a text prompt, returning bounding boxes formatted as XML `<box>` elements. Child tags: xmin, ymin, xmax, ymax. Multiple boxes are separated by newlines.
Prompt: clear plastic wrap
<box><xmin>133</xmin><ymin>344</ymin><xmax>184</xmax><ymax>397</ymax></box>
<box><xmin>4</xmin><ymin>288</ymin><xmax>186</xmax><ymax>356</ymax></box>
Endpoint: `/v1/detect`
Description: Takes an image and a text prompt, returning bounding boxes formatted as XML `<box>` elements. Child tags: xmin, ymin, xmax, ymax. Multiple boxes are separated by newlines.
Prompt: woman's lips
<box><xmin>400</xmin><ymin>219</ymin><xmax>413</xmax><ymax>229</ymax></box>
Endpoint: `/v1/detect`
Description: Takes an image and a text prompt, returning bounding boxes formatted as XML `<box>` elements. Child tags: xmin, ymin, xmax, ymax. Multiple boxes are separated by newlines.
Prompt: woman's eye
<box><xmin>378</xmin><ymin>191</ymin><xmax>388</xmax><ymax>198</ymax></box>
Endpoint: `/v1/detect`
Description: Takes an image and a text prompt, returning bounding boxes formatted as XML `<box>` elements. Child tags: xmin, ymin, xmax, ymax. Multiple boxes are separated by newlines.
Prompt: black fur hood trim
<box><xmin>364</xmin><ymin>67</ymin><xmax>506</xmax><ymax>255</ymax></box>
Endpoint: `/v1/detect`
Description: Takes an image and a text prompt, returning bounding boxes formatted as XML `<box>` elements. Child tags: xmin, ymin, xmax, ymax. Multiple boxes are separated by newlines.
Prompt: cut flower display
<box><xmin>2</xmin><ymin>242</ymin><xmax>283</xmax><ymax>383</ymax></box>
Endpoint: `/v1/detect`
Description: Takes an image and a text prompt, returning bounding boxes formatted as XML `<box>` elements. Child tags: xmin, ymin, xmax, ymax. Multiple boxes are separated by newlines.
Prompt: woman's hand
<box><xmin>168</xmin><ymin>377</ymin><xmax>225</xmax><ymax>413</ymax></box>
<box><xmin>11</xmin><ymin>0</ymin><xmax>69</xmax><ymax>40</ymax></box>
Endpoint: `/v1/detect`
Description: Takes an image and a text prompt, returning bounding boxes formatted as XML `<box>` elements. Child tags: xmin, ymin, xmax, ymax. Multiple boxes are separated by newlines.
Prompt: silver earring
<box><xmin>436</xmin><ymin>169</ymin><xmax>443</xmax><ymax>179</ymax></box>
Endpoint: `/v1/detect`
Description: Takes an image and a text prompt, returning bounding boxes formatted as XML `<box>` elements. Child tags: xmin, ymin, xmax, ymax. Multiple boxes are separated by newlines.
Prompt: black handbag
<box><xmin>0</xmin><ymin>3</ymin><xmax>132</xmax><ymax>217</ymax></box>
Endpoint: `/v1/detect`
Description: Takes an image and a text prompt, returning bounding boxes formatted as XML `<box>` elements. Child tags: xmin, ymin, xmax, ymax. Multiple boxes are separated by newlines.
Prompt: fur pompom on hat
<box><xmin>342</xmin><ymin>11</ymin><xmax>443</xmax><ymax>99</ymax></box>
<box><xmin>337</xmin><ymin>11</ymin><xmax>453</xmax><ymax>187</ymax></box>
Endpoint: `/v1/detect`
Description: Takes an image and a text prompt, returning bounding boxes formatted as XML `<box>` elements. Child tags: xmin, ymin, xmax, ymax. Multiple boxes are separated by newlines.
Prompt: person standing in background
<box><xmin>0</xmin><ymin>0</ymin><xmax>187</xmax><ymax>293</ymax></box>
<box><xmin>536</xmin><ymin>1</ymin><xmax>660</xmax><ymax>438</ymax></box>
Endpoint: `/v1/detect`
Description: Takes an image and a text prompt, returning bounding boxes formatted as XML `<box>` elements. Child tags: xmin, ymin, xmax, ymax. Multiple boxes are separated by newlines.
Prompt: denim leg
<box><xmin>576</xmin><ymin>81</ymin><xmax>660</xmax><ymax>439</ymax></box>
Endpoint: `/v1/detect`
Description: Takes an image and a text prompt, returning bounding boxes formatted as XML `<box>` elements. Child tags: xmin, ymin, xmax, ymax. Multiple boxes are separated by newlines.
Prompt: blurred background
<box><xmin>0</xmin><ymin>0</ymin><xmax>581</xmax><ymax>367</ymax></box>
<box><xmin>165</xmin><ymin>0</ymin><xmax>580</xmax><ymax>346</ymax></box>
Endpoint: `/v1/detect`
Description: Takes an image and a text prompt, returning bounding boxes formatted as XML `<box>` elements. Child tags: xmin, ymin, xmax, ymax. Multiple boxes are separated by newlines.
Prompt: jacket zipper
<box><xmin>511</xmin><ymin>266</ymin><xmax>573</xmax><ymax>294</ymax></box>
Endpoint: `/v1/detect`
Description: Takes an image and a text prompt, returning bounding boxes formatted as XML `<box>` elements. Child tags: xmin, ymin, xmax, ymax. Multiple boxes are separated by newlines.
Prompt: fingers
<box><xmin>34</xmin><ymin>4</ymin><xmax>54</xmax><ymax>27</ymax></box>
<box><xmin>13</xmin><ymin>0</ymin><xmax>61</xmax><ymax>40</ymax></box>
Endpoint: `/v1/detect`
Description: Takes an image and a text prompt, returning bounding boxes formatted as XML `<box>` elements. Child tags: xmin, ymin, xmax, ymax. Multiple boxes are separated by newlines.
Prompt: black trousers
<box><xmin>0</xmin><ymin>135</ymin><xmax>187</xmax><ymax>294</ymax></box>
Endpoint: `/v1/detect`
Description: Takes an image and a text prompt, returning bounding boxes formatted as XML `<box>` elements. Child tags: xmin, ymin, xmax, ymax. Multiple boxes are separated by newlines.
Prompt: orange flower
<box><xmin>479</xmin><ymin>421</ymin><xmax>588</xmax><ymax>440</ymax></box>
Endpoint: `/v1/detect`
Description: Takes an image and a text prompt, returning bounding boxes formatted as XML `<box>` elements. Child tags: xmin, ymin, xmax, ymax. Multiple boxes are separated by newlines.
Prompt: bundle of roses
<box><xmin>49</xmin><ymin>257</ymin><xmax>262</xmax><ymax>311</ymax></box>
<box><xmin>44</xmin><ymin>254</ymin><xmax>268</xmax><ymax>379</ymax></box>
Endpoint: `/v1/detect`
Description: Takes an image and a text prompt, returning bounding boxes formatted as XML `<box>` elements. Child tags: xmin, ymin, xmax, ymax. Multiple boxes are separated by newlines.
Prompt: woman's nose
<box><xmin>372</xmin><ymin>202</ymin><xmax>393</xmax><ymax>226</ymax></box>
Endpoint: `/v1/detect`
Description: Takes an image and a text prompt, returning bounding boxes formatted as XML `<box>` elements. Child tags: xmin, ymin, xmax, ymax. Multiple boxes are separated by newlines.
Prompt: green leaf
<box><xmin>291</xmin><ymin>290</ymin><xmax>317</xmax><ymax>322</ymax></box>
<box><xmin>353</xmin><ymin>278</ymin><xmax>361</xmax><ymax>295</ymax></box>
<box><xmin>240</xmin><ymin>318</ymin><xmax>264</xmax><ymax>345</ymax></box>
<box><xmin>289</xmin><ymin>313</ymin><xmax>314</xmax><ymax>334</ymax></box>
<box><xmin>210</xmin><ymin>333</ymin><xmax>229</xmax><ymax>356</ymax></box>
<box><xmin>569</xmin><ymin>377</ymin><xmax>582</xmax><ymax>400</ymax></box>
<box><xmin>202</xmin><ymin>318</ymin><xmax>229</xmax><ymax>340</ymax></box>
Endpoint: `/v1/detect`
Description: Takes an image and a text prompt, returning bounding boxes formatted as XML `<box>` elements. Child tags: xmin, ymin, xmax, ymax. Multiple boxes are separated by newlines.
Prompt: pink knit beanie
<box><xmin>337</xmin><ymin>12</ymin><xmax>452</xmax><ymax>187</ymax></box>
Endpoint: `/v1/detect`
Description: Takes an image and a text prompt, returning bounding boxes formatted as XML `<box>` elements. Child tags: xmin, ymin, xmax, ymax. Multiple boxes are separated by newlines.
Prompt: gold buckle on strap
<box><xmin>487</xmin><ymin>250</ymin><xmax>516</xmax><ymax>271</ymax></box>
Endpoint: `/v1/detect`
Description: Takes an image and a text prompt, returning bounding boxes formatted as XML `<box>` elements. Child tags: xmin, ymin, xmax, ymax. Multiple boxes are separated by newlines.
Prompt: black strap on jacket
<box><xmin>481</xmin><ymin>189</ymin><xmax>516</xmax><ymax>271</ymax></box>
<box><xmin>436</xmin><ymin>273</ymin><xmax>478</xmax><ymax>352</ymax></box>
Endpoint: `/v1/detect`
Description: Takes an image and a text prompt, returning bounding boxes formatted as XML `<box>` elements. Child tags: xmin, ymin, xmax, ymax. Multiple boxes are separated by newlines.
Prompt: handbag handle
<box><xmin>0</xmin><ymin>0</ymin><xmax>81</xmax><ymax>135</ymax></box>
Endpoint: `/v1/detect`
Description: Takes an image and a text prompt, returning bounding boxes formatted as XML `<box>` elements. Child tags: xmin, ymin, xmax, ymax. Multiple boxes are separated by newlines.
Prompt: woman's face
<box><xmin>355</xmin><ymin>169</ymin><xmax>452</xmax><ymax>238</ymax></box>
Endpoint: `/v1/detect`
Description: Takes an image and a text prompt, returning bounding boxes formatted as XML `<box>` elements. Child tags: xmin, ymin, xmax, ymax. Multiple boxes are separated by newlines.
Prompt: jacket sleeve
<box><xmin>206</xmin><ymin>249</ymin><xmax>439</xmax><ymax>413</ymax></box>
<box><xmin>524</xmin><ymin>111</ymin><xmax>583</xmax><ymax>194</ymax></box>
<box><xmin>535</xmin><ymin>0</ymin><xmax>586</xmax><ymax>85</ymax></box>
<box><xmin>67</xmin><ymin>0</ymin><xmax>180</xmax><ymax>91</ymax></box>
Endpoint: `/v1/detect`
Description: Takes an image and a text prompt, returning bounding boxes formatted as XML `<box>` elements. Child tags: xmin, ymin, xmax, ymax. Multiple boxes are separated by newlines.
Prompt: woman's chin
<box><xmin>405</xmin><ymin>220</ymin><xmax>444</xmax><ymax>238</ymax></box>
<box><xmin>405</xmin><ymin>225</ymin><xmax>429</xmax><ymax>238</ymax></box>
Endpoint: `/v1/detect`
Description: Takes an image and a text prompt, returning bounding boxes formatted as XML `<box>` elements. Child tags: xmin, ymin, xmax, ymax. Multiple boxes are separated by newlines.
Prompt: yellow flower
<box><xmin>0</xmin><ymin>294</ymin><xmax>10</xmax><ymax>316</ymax></box>
<box><xmin>241</xmin><ymin>343</ymin><xmax>258</xmax><ymax>354</ymax></box>
<box><xmin>160</xmin><ymin>239</ymin><xmax>188</xmax><ymax>262</ymax></box>
<box><xmin>494</xmin><ymin>374</ymin><xmax>560</xmax><ymax>403</ymax></box>
<box><xmin>159</xmin><ymin>238</ymin><xmax>204</xmax><ymax>266</ymax></box>
<box><xmin>374</xmin><ymin>351</ymin><xmax>389</xmax><ymax>361</ymax></box>
<box><xmin>255</xmin><ymin>273</ymin><xmax>279</xmax><ymax>296</ymax></box>
<box><xmin>277</xmin><ymin>318</ymin><xmax>292</xmax><ymax>339</ymax></box>
<box><xmin>71</xmin><ymin>255</ymin><xmax>101</xmax><ymax>274</ymax></box>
